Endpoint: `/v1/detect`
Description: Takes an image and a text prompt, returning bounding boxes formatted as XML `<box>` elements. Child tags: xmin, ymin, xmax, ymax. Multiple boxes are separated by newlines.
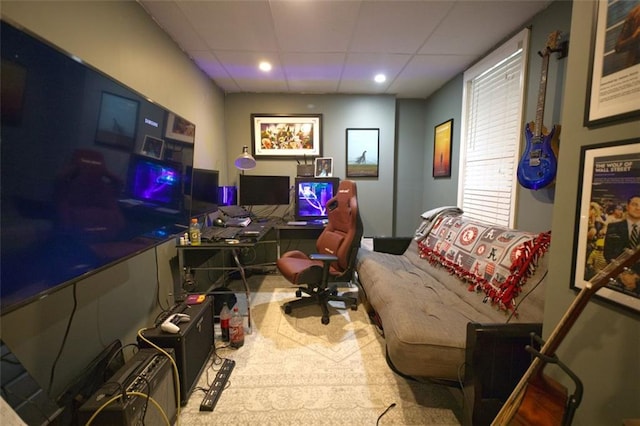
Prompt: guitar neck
<box><xmin>533</xmin><ymin>51</ymin><xmax>550</xmax><ymax>140</ymax></box>
<box><xmin>493</xmin><ymin>247</ymin><xmax>640</xmax><ymax>425</ymax></box>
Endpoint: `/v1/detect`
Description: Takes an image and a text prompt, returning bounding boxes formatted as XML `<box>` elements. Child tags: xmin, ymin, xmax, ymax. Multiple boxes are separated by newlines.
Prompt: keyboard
<box><xmin>201</xmin><ymin>226</ymin><xmax>238</xmax><ymax>241</ymax></box>
<box><xmin>219</xmin><ymin>205</ymin><xmax>250</xmax><ymax>218</ymax></box>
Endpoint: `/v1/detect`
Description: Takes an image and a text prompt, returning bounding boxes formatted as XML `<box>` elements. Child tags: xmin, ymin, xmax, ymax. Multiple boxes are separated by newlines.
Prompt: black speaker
<box><xmin>77</xmin><ymin>348</ymin><xmax>178</xmax><ymax>426</ymax></box>
<box><xmin>138</xmin><ymin>297</ymin><xmax>214</xmax><ymax>405</ymax></box>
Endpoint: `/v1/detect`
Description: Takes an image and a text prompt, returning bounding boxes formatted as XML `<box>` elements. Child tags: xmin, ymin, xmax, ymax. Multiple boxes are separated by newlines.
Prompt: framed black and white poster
<box><xmin>572</xmin><ymin>139</ymin><xmax>640</xmax><ymax>313</ymax></box>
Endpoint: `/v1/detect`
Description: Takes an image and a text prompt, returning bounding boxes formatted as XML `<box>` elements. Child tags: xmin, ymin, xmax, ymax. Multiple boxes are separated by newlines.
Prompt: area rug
<box><xmin>178</xmin><ymin>274</ymin><xmax>461</xmax><ymax>425</ymax></box>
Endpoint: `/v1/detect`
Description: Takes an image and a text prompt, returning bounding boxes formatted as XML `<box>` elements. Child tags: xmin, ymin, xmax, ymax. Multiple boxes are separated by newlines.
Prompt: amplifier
<box><xmin>138</xmin><ymin>296</ymin><xmax>214</xmax><ymax>405</ymax></box>
<box><xmin>77</xmin><ymin>348</ymin><xmax>177</xmax><ymax>426</ymax></box>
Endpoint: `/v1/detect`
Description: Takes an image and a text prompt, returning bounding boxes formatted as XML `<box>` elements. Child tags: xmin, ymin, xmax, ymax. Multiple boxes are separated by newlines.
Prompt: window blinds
<box><xmin>459</xmin><ymin>30</ymin><xmax>528</xmax><ymax>227</ymax></box>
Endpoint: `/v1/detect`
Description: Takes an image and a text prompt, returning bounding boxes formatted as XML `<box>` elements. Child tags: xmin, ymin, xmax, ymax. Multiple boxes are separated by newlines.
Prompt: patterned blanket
<box><xmin>417</xmin><ymin>214</ymin><xmax>551</xmax><ymax>313</ymax></box>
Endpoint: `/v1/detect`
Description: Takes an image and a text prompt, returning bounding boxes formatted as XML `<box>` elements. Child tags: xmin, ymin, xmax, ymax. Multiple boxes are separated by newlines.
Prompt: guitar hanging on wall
<box><xmin>517</xmin><ymin>31</ymin><xmax>566</xmax><ymax>190</ymax></box>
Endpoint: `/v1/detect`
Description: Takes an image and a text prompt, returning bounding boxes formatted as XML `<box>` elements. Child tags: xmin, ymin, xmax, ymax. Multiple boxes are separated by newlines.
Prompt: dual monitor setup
<box><xmin>186</xmin><ymin>172</ymin><xmax>340</xmax><ymax>222</ymax></box>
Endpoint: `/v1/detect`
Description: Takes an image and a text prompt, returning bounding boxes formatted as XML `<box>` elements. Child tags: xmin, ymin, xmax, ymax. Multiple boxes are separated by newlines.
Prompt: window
<box><xmin>457</xmin><ymin>28</ymin><xmax>530</xmax><ymax>227</ymax></box>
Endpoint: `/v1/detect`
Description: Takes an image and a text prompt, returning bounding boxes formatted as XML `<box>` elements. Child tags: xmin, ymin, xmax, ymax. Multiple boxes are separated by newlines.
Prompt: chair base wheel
<box><xmin>321</xmin><ymin>316</ymin><xmax>330</xmax><ymax>325</ymax></box>
<box><xmin>284</xmin><ymin>304</ymin><xmax>292</xmax><ymax>314</ymax></box>
<box><xmin>295</xmin><ymin>289</ymin><xmax>302</xmax><ymax>297</ymax></box>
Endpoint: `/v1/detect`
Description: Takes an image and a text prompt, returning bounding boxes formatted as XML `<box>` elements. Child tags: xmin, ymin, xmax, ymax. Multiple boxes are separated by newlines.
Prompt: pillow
<box><xmin>417</xmin><ymin>214</ymin><xmax>550</xmax><ymax>313</ymax></box>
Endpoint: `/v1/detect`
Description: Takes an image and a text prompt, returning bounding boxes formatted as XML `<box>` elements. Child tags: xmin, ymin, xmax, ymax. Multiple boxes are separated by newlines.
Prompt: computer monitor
<box><xmin>127</xmin><ymin>154</ymin><xmax>182</xmax><ymax>209</ymax></box>
<box><xmin>294</xmin><ymin>177</ymin><xmax>340</xmax><ymax>221</ymax></box>
<box><xmin>239</xmin><ymin>175</ymin><xmax>290</xmax><ymax>206</ymax></box>
<box><xmin>185</xmin><ymin>167</ymin><xmax>219</xmax><ymax>204</ymax></box>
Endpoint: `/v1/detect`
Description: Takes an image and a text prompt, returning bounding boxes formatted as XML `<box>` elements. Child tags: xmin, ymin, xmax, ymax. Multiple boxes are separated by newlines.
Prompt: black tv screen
<box><xmin>239</xmin><ymin>175</ymin><xmax>290</xmax><ymax>206</ymax></box>
<box><xmin>0</xmin><ymin>20</ymin><xmax>194</xmax><ymax>314</ymax></box>
<box><xmin>294</xmin><ymin>177</ymin><xmax>340</xmax><ymax>221</ymax></box>
<box><xmin>185</xmin><ymin>167</ymin><xmax>219</xmax><ymax>215</ymax></box>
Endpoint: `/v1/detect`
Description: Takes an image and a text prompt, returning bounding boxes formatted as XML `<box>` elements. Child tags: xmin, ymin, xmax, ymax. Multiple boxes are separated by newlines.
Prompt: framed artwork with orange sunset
<box><xmin>433</xmin><ymin>119</ymin><xmax>453</xmax><ymax>178</ymax></box>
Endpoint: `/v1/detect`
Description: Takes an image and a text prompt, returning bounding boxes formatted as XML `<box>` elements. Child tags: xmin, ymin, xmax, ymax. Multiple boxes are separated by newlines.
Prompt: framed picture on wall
<box><xmin>433</xmin><ymin>119</ymin><xmax>453</xmax><ymax>177</ymax></box>
<box><xmin>251</xmin><ymin>113</ymin><xmax>322</xmax><ymax>158</ymax></box>
<box><xmin>165</xmin><ymin>112</ymin><xmax>195</xmax><ymax>144</ymax></box>
<box><xmin>346</xmin><ymin>128</ymin><xmax>379</xmax><ymax>178</ymax></box>
<box><xmin>95</xmin><ymin>91</ymin><xmax>139</xmax><ymax>151</ymax></box>
<box><xmin>585</xmin><ymin>0</ymin><xmax>640</xmax><ymax>126</ymax></box>
<box><xmin>571</xmin><ymin>138</ymin><xmax>640</xmax><ymax>313</ymax></box>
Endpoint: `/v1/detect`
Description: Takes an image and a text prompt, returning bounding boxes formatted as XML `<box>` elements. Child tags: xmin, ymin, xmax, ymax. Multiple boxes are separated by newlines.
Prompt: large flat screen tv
<box><xmin>0</xmin><ymin>20</ymin><xmax>195</xmax><ymax>314</ymax></box>
<box><xmin>294</xmin><ymin>177</ymin><xmax>340</xmax><ymax>221</ymax></box>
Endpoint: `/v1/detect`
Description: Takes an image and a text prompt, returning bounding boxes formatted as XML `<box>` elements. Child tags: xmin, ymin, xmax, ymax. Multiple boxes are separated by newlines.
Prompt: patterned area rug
<box><xmin>178</xmin><ymin>274</ymin><xmax>461</xmax><ymax>425</ymax></box>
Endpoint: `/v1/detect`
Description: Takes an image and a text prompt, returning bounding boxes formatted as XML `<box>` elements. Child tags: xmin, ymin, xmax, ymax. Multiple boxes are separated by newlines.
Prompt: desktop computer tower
<box><xmin>77</xmin><ymin>348</ymin><xmax>177</xmax><ymax>426</ymax></box>
<box><xmin>138</xmin><ymin>297</ymin><xmax>214</xmax><ymax>405</ymax></box>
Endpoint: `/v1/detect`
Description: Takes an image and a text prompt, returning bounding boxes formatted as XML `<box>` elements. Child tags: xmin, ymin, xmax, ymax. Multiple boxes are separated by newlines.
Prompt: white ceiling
<box><xmin>138</xmin><ymin>0</ymin><xmax>551</xmax><ymax>99</ymax></box>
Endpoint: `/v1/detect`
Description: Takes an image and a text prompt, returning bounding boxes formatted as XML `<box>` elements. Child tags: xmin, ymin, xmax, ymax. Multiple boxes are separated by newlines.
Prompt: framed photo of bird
<box><xmin>95</xmin><ymin>91</ymin><xmax>139</xmax><ymax>151</ymax></box>
<box><xmin>346</xmin><ymin>128</ymin><xmax>379</xmax><ymax>178</ymax></box>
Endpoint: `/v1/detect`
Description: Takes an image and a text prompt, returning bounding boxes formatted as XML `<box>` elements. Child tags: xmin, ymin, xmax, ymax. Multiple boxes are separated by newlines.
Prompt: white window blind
<box><xmin>458</xmin><ymin>29</ymin><xmax>529</xmax><ymax>228</ymax></box>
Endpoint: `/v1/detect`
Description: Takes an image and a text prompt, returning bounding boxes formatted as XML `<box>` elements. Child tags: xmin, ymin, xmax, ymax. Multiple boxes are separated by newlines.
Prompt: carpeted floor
<box><xmin>177</xmin><ymin>274</ymin><xmax>462</xmax><ymax>425</ymax></box>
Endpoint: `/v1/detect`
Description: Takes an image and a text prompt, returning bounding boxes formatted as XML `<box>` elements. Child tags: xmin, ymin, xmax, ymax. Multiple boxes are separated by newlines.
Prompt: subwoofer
<box><xmin>138</xmin><ymin>296</ymin><xmax>214</xmax><ymax>405</ymax></box>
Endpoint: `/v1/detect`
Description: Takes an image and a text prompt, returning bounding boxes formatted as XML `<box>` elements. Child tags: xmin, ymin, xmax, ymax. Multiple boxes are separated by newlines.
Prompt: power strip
<box><xmin>199</xmin><ymin>358</ymin><xmax>236</xmax><ymax>411</ymax></box>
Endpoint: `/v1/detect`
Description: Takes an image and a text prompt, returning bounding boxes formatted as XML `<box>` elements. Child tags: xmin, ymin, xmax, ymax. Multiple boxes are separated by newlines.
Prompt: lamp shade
<box><xmin>234</xmin><ymin>145</ymin><xmax>256</xmax><ymax>170</ymax></box>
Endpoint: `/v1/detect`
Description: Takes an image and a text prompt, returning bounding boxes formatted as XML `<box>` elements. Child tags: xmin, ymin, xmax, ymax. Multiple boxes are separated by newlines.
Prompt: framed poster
<box><xmin>346</xmin><ymin>128</ymin><xmax>379</xmax><ymax>178</ymax></box>
<box><xmin>251</xmin><ymin>114</ymin><xmax>322</xmax><ymax>158</ymax></box>
<box><xmin>95</xmin><ymin>92</ymin><xmax>139</xmax><ymax>151</ymax></box>
<box><xmin>585</xmin><ymin>0</ymin><xmax>640</xmax><ymax>126</ymax></box>
<box><xmin>314</xmin><ymin>157</ymin><xmax>333</xmax><ymax>177</ymax></box>
<box><xmin>433</xmin><ymin>119</ymin><xmax>453</xmax><ymax>177</ymax></box>
<box><xmin>141</xmin><ymin>135</ymin><xmax>164</xmax><ymax>159</ymax></box>
<box><xmin>571</xmin><ymin>139</ymin><xmax>640</xmax><ymax>313</ymax></box>
<box><xmin>165</xmin><ymin>112</ymin><xmax>195</xmax><ymax>144</ymax></box>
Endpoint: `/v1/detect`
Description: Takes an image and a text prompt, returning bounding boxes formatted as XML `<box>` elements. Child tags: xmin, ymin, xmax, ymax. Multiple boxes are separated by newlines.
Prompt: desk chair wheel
<box><xmin>284</xmin><ymin>304</ymin><xmax>293</xmax><ymax>315</ymax></box>
<box><xmin>321</xmin><ymin>316</ymin><xmax>330</xmax><ymax>325</ymax></box>
<box><xmin>295</xmin><ymin>289</ymin><xmax>303</xmax><ymax>297</ymax></box>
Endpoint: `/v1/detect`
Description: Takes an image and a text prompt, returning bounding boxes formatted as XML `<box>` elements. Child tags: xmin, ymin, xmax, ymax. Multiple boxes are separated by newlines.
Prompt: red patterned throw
<box><xmin>417</xmin><ymin>214</ymin><xmax>551</xmax><ymax>313</ymax></box>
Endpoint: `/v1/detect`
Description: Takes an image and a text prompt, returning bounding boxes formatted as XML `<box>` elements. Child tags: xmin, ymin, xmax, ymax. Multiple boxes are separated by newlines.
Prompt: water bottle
<box><xmin>220</xmin><ymin>302</ymin><xmax>231</xmax><ymax>342</ymax></box>
<box><xmin>229</xmin><ymin>306</ymin><xmax>244</xmax><ymax>348</ymax></box>
<box><xmin>189</xmin><ymin>218</ymin><xmax>201</xmax><ymax>245</ymax></box>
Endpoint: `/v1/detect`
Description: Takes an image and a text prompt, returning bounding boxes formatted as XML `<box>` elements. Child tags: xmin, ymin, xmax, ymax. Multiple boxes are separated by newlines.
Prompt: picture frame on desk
<box><xmin>141</xmin><ymin>135</ymin><xmax>164</xmax><ymax>159</ymax></box>
<box><xmin>571</xmin><ymin>138</ymin><xmax>640</xmax><ymax>313</ymax></box>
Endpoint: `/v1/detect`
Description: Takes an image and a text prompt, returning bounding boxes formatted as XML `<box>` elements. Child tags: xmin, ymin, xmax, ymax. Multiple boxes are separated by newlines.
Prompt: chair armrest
<box><xmin>309</xmin><ymin>253</ymin><xmax>338</xmax><ymax>263</ymax></box>
<box><xmin>463</xmin><ymin>322</ymin><xmax>542</xmax><ymax>426</ymax></box>
<box><xmin>372</xmin><ymin>237</ymin><xmax>412</xmax><ymax>254</ymax></box>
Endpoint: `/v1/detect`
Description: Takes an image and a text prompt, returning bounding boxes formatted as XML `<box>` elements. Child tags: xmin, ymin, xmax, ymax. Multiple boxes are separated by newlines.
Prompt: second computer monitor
<box><xmin>294</xmin><ymin>177</ymin><xmax>340</xmax><ymax>221</ymax></box>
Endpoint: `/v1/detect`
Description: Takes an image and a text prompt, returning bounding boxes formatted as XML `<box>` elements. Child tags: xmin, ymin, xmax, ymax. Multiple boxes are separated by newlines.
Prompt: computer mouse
<box><xmin>213</xmin><ymin>217</ymin><xmax>226</xmax><ymax>227</ymax></box>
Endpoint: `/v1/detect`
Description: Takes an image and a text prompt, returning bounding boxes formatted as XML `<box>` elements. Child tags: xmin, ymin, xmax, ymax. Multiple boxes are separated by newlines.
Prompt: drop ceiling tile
<box><xmin>349</xmin><ymin>1</ymin><xmax>453</xmax><ymax>54</ymax></box>
<box><xmin>176</xmin><ymin>1</ymin><xmax>279</xmax><ymax>51</ymax></box>
<box><xmin>281</xmin><ymin>52</ymin><xmax>345</xmax><ymax>92</ymax></box>
<box><xmin>213</xmin><ymin>50</ymin><xmax>288</xmax><ymax>93</ymax></box>
<box><xmin>270</xmin><ymin>1</ymin><xmax>360</xmax><ymax>53</ymax></box>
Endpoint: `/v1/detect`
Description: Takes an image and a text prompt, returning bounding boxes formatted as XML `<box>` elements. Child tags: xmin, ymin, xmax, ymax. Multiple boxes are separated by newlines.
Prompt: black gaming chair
<box><xmin>276</xmin><ymin>180</ymin><xmax>363</xmax><ymax>324</ymax></box>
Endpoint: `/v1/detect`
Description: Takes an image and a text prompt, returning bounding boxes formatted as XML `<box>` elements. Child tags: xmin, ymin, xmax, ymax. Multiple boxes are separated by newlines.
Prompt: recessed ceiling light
<box><xmin>259</xmin><ymin>61</ymin><xmax>272</xmax><ymax>72</ymax></box>
<box><xmin>374</xmin><ymin>73</ymin><xmax>386</xmax><ymax>83</ymax></box>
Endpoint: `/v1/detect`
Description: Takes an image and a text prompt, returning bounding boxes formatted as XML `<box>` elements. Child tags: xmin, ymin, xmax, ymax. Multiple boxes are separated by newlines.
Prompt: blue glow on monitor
<box><xmin>295</xmin><ymin>178</ymin><xmax>339</xmax><ymax>220</ymax></box>
<box><xmin>129</xmin><ymin>155</ymin><xmax>181</xmax><ymax>207</ymax></box>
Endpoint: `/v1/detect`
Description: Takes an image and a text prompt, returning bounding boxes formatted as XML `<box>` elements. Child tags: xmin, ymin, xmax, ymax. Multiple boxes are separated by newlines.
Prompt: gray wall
<box><xmin>224</xmin><ymin>94</ymin><xmax>396</xmax><ymax>237</ymax></box>
<box><xmin>544</xmin><ymin>1</ymin><xmax>640</xmax><ymax>423</ymax></box>
<box><xmin>1</xmin><ymin>1</ymin><xmax>225</xmax><ymax>397</ymax></box>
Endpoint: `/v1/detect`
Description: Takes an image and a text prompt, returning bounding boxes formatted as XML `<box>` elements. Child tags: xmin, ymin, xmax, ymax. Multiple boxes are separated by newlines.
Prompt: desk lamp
<box><xmin>234</xmin><ymin>145</ymin><xmax>256</xmax><ymax>172</ymax></box>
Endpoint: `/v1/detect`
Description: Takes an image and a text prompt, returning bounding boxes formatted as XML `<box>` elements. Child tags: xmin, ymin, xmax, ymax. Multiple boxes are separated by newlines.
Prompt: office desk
<box><xmin>176</xmin><ymin>221</ymin><xmax>275</xmax><ymax>334</ymax></box>
<box><xmin>274</xmin><ymin>223</ymin><xmax>324</xmax><ymax>257</ymax></box>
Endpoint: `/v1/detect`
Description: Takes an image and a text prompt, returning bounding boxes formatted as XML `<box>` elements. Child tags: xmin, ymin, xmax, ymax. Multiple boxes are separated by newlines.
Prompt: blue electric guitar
<box><xmin>517</xmin><ymin>31</ymin><xmax>563</xmax><ymax>190</ymax></box>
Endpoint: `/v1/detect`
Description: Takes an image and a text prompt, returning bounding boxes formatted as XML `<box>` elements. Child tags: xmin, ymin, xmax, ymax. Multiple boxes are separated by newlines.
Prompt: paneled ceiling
<box><xmin>138</xmin><ymin>0</ymin><xmax>551</xmax><ymax>99</ymax></box>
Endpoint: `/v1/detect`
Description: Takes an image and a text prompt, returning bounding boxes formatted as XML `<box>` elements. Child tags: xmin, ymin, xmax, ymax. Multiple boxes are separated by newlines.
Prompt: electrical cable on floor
<box><xmin>376</xmin><ymin>402</ymin><xmax>396</xmax><ymax>425</ymax></box>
